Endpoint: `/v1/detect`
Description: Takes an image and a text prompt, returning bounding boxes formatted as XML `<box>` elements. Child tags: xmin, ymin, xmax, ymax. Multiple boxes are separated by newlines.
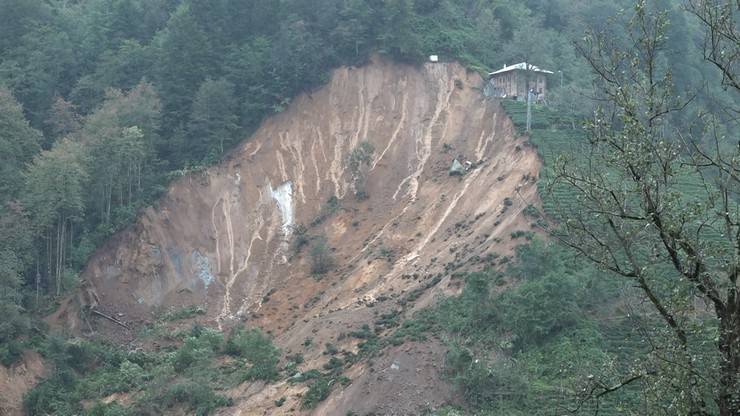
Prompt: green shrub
<box><xmin>302</xmin><ymin>377</ymin><xmax>333</xmax><ymax>409</ymax></box>
<box><xmin>171</xmin><ymin>329</ymin><xmax>223</xmax><ymax>373</ymax></box>
<box><xmin>309</xmin><ymin>236</ymin><xmax>334</xmax><ymax>275</ymax></box>
<box><xmin>24</xmin><ymin>372</ymin><xmax>83</xmax><ymax>416</ymax></box>
<box><xmin>349</xmin><ymin>324</ymin><xmax>374</xmax><ymax>339</ymax></box>
<box><xmin>286</xmin><ymin>352</ymin><xmax>304</xmax><ymax>364</ymax></box>
<box><xmin>311</xmin><ymin>196</ymin><xmax>341</xmax><ymax>226</ymax></box>
<box><xmin>291</xmin><ymin>368</ymin><xmax>322</xmax><ymax>383</ymax></box>
<box><xmin>348</xmin><ymin>141</ymin><xmax>375</xmax><ymax>199</ymax></box>
<box><xmin>522</xmin><ymin>204</ymin><xmax>540</xmax><ymax>218</ymax></box>
<box><xmin>171</xmin><ymin>345</ymin><xmax>196</xmax><ymax>373</ymax></box>
<box><xmin>161</xmin><ymin>305</ymin><xmax>206</xmax><ymax>321</ymax></box>
<box><xmin>25</xmin><ymin>329</ymin><xmax>237</xmax><ymax>415</ymax></box>
<box><xmin>86</xmin><ymin>402</ymin><xmax>132</xmax><ymax>416</ymax></box>
<box><xmin>378</xmin><ymin>246</ymin><xmax>394</xmax><ymax>261</ymax></box>
<box><xmin>445</xmin><ymin>350</ymin><xmax>528</xmax><ymax>409</ymax></box>
<box><xmin>63</xmin><ymin>341</ymin><xmax>99</xmax><ymax>372</ymax></box>
<box><xmin>0</xmin><ymin>295</ymin><xmax>30</xmax><ymax>346</ymax></box>
<box><xmin>119</xmin><ymin>359</ymin><xmax>145</xmax><ymax>382</ymax></box>
<box><xmin>497</xmin><ymin>270</ymin><xmax>582</xmax><ymax>348</ymax></box>
<box><xmin>225</xmin><ymin>328</ymin><xmax>280</xmax><ymax>381</ymax></box>
<box><xmin>323</xmin><ymin>356</ymin><xmax>344</xmax><ymax>372</ymax></box>
<box><xmin>291</xmin><ymin>224</ymin><xmax>310</xmax><ymax>254</ymax></box>
<box><xmin>162</xmin><ymin>382</ymin><xmax>232</xmax><ymax>416</ymax></box>
<box><xmin>0</xmin><ymin>339</ymin><xmax>24</xmax><ymax>366</ymax></box>
<box><xmin>323</xmin><ymin>342</ymin><xmax>339</xmax><ymax>355</ymax></box>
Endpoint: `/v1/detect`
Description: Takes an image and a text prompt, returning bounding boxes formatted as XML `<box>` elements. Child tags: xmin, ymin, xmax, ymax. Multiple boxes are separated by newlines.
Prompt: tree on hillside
<box><xmin>153</xmin><ymin>3</ymin><xmax>214</xmax><ymax>134</ymax></box>
<box><xmin>688</xmin><ymin>0</ymin><xmax>740</xmax><ymax>93</ymax></box>
<box><xmin>0</xmin><ymin>202</ymin><xmax>33</xmax><ymax>354</ymax></box>
<box><xmin>348</xmin><ymin>141</ymin><xmax>375</xmax><ymax>199</ymax></box>
<box><xmin>0</xmin><ymin>24</ymin><xmax>78</xmax><ymax>128</ymax></box>
<box><xmin>551</xmin><ymin>2</ymin><xmax>740</xmax><ymax>414</ymax></box>
<box><xmin>0</xmin><ymin>88</ymin><xmax>42</xmax><ymax>205</ymax></box>
<box><xmin>187</xmin><ymin>78</ymin><xmax>239</xmax><ymax>160</ymax></box>
<box><xmin>269</xmin><ymin>17</ymin><xmax>334</xmax><ymax>102</ymax></box>
<box><xmin>24</xmin><ymin>140</ymin><xmax>87</xmax><ymax>296</ymax></box>
<box><xmin>80</xmin><ymin>82</ymin><xmax>161</xmax><ymax>227</ymax></box>
<box><xmin>0</xmin><ymin>0</ymin><xmax>50</xmax><ymax>53</ymax></box>
<box><xmin>71</xmin><ymin>39</ymin><xmax>156</xmax><ymax>114</ymax></box>
<box><xmin>376</xmin><ymin>0</ymin><xmax>423</xmax><ymax>62</ymax></box>
<box><xmin>310</xmin><ymin>236</ymin><xmax>334</xmax><ymax>275</ymax></box>
<box><xmin>45</xmin><ymin>96</ymin><xmax>81</xmax><ymax>140</ymax></box>
<box><xmin>331</xmin><ymin>0</ymin><xmax>377</xmax><ymax>62</ymax></box>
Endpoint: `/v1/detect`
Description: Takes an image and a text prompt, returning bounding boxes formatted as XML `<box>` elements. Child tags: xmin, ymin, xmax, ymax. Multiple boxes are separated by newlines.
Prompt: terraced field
<box><xmin>500</xmin><ymin>100</ymin><xmax>666</xmax><ymax>415</ymax></box>
<box><xmin>503</xmin><ymin>100</ymin><xmax>727</xmax><ymax>245</ymax></box>
<box><xmin>502</xmin><ymin>100</ymin><xmax>588</xmax><ymax>219</ymax></box>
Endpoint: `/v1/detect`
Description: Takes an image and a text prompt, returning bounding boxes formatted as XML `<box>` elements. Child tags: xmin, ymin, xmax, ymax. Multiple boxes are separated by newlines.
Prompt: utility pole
<box><xmin>526</xmin><ymin>89</ymin><xmax>533</xmax><ymax>132</ymax></box>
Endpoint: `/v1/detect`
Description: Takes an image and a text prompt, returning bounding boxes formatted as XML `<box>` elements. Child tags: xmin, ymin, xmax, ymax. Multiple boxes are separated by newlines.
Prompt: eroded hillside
<box><xmin>65</xmin><ymin>57</ymin><xmax>541</xmax><ymax>414</ymax></box>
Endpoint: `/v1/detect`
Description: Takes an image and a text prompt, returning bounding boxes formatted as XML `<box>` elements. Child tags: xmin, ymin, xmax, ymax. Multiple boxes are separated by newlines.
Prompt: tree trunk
<box><xmin>718</xmin><ymin>302</ymin><xmax>740</xmax><ymax>416</ymax></box>
<box><xmin>61</xmin><ymin>217</ymin><xmax>67</xmax><ymax>285</ymax></box>
<box><xmin>128</xmin><ymin>163</ymin><xmax>132</xmax><ymax>206</ymax></box>
<box><xmin>35</xmin><ymin>257</ymin><xmax>40</xmax><ymax>307</ymax></box>
<box><xmin>46</xmin><ymin>229</ymin><xmax>52</xmax><ymax>289</ymax></box>
<box><xmin>55</xmin><ymin>219</ymin><xmax>61</xmax><ymax>296</ymax></box>
<box><xmin>136</xmin><ymin>162</ymin><xmax>141</xmax><ymax>194</ymax></box>
<box><xmin>68</xmin><ymin>221</ymin><xmax>73</xmax><ymax>267</ymax></box>
<box><xmin>105</xmin><ymin>183</ymin><xmax>112</xmax><ymax>224</ymax></box>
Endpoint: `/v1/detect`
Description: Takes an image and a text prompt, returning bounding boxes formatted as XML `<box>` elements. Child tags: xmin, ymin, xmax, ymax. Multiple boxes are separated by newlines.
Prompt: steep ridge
<box><xmin>67</xmin><ymin>57</ymin><xmax>541</xmax><ymax>414</ymax></box>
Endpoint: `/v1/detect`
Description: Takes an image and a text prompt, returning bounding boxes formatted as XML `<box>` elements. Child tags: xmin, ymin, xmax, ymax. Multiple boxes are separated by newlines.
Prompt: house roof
<box><xmin>489</xmin><ymin>62</ymin><xmax>554</xmax><ymax>76</ymax></box>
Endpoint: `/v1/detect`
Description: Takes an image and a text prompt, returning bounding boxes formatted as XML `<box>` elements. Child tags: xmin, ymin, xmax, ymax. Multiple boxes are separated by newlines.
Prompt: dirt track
<box><xmin>62</xmin><ymin>57</ymin><xmax>541</xmax><ymax>414</ymax></box>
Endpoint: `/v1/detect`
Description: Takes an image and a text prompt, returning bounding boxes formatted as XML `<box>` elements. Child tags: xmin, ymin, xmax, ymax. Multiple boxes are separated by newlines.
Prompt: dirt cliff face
<box><xmin>0</xmin><ymin>352</ymin><xmax>46</xmax><ymax>416</ymax></box>
<box><xmin>76</xmin><ymin>57</ymin><xmax>541</xmax><ymax>414</ymax></box>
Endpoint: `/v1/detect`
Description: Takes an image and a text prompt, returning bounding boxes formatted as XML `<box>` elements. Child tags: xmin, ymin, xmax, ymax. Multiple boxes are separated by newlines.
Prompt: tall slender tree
<box><xmin>187</xmin><ymin>77</ymin><xmax>239</xmax><ymax>160</ymax></box>
<box><xmin>0</xmin><ymin>88</ymin><xmax>42</xmax><ymax>205</ymax></box>
<box><xmin>24</xmin><ymin>140</ymin><xmax>87</xmax><ymax>296</ymax></box>
<box><xmin>153</xmin><ymin>3</ymin><xmax>214</xmax><ymax>134</ymax></box>
<box><xmin>80</xmin><ymin>82</ymin><xmax>161</xmax><ymax>226</ymax></box>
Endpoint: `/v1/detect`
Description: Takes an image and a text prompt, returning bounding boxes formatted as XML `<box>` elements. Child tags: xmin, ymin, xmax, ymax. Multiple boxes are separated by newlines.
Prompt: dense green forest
<box><xmin>1</xmin><ymin>0</ymin><xmax>738</xmax><ymax>415</ymax></box>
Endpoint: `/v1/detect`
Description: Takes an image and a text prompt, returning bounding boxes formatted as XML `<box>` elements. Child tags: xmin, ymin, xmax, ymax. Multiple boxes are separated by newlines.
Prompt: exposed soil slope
<box><xmin>0</xmin><ymin>352</ymin><xmax>46</xmax><ymax>416</ymax></box>
<box><xmin>70</xmin><ymin>57</ymin><xmax>541</xmax><ymax>414</ymax></box>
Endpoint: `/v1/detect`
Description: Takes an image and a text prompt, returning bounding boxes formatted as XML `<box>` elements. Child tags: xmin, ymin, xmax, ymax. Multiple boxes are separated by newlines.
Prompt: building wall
<box><xmin>534</xmin><ymin>74</ymin><xmax>547</xmax><ymax>95</ymax></box>
<box><xmin>490</xmin><ymin>71</ymin><xmax>521</xmax><ymax>98</ymax></box>
<box><xmin>489</xmin><ymin>70</ymin><xmax>548</xmax><ymax>100</ymax></box>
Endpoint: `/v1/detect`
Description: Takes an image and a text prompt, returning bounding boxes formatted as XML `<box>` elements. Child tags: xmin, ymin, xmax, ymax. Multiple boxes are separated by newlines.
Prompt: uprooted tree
<box><xmin>551</xmin><ymin>1</ymin><xmax>739</xmax><ymax>414</ymax></box>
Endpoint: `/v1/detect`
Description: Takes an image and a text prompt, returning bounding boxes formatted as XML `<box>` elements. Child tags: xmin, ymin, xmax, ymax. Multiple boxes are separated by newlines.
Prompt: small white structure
<box><xmin>429</xmin><ymin>55</ymin><xmax>439</xmax><ymax>62</ymax></box>
<box><xmin>487</xmin><ymin>62</ymin><xmax>553</xmax><ymax>101</ymax></box>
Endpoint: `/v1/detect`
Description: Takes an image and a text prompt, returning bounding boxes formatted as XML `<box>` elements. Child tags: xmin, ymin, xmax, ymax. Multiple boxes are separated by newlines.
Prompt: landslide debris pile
<box><xmin>70</xmin><ymin>57</ymin><xmax>541</xmax><ymax>414</ymax></box>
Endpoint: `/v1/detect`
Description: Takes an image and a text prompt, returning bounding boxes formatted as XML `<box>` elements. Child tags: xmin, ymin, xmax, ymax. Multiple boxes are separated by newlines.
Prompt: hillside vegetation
<box><xmin>0</xmin><ymin>0</ymin><xmax>738</xmax><ymax>415</ymax></box>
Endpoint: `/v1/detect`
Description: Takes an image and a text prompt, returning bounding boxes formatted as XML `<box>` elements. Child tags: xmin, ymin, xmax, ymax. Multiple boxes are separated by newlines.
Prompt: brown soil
<box><xmin>0</xmin><ymin>351</ymin><xmax>46</xmax><ymax>416</ymax></box>
<box><xmin>57</xmin><ymin>56</ymin><xmax>542</xmax><ymax>414</ymax></box>
<box><xmin>314</xmin><ymin>340</ymin><xmax>458</xmax><ymax>416</ymax></box>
